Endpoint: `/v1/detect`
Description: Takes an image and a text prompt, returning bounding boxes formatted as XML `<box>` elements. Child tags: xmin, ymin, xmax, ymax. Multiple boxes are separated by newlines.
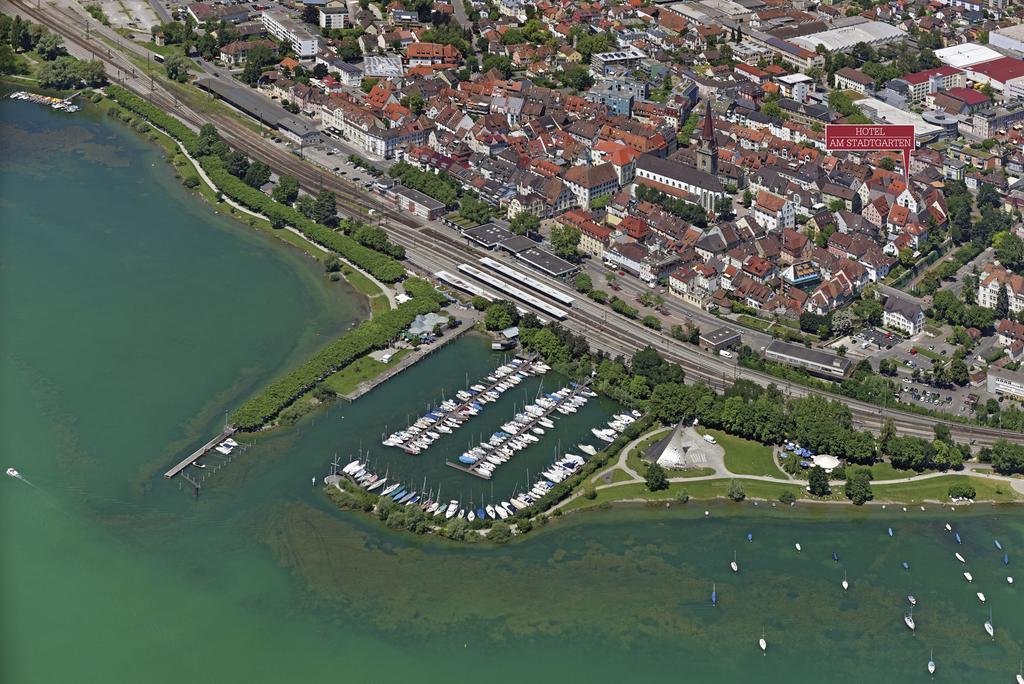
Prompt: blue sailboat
<box><xmin>1004</xmin><ymin>553</ymin><xmax>1010</xmax><ymax>566</ymax></box>
<box><xmin>955</xmin><ymin>532</ymin><xmax>962</xmax><ymax>544</ymax></box>
<box><xmin>902</xmin><ymin>561</ymin><xmax>911</xmax><ymax>571</ymax></box>
<box><xmin>391</xmin><ymin>488</ymin><xmax>407</xmax><ymax>501</ymax></box>
<box><xmin>747</xmin><ymin>532</ymin><xmax>753</xmax><ymax>542</ymax></box>
<box><xmin>888</xmin><ymin>527</ymin><xmax>894</xmax><ymax>538</ymax></box>
<box><xmin>712</xmin><ymin>584</ymin><xmax>718</xmax><ymax>607</ymax></box>
<box><xmin>832</xmin><ymin>551</ymin><xmax>839</xmax><ymax>562</ymax></box>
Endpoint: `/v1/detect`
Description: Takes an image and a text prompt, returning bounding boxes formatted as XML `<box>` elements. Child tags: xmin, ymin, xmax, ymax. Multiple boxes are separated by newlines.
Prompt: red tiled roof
<box><xmin>901</xmin><ymin>65</ymin><xmax>961</xmax><ymax>85</ymax></box>
<box><xmin>968</xmin><ymin>57</ymin><xmax>1024</xmax><ymax>84</ymax></box>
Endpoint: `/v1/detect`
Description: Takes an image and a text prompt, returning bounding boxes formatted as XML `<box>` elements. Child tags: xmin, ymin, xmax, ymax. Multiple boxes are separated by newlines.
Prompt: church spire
<box><xmin>701</xmin><ymin>98</ymin><xmax>716</xmax><ymax>141</ymax></box>
<box><xmin>696</xmin><ymin>99</ymin><xmax>718</xmax><ymax>176</ymax></box>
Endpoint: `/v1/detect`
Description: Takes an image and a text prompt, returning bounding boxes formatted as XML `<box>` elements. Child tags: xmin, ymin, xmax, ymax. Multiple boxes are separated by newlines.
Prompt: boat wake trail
<box><xmin>6</xmin><ymin>468</ymin><xmax>39</xmax><ymax>489</ymax></box>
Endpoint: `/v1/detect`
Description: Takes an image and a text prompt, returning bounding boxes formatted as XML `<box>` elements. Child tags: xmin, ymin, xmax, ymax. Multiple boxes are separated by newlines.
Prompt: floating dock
<box><xmin>444</xmin><ymin>380</ymin><xmax>592</xmax><ymax>480</ymax></box>
<box><xmin>164</xmin><ymin>427</ymin><xmax>236</xmax><ymax>479</ymax></box>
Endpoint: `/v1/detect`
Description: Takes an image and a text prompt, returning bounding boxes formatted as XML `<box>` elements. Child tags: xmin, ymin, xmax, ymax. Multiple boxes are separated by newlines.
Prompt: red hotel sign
<box><xmin>825</xmin><ymin>124</ymin><xmax>915</xmax><ymax>178</ymax></box>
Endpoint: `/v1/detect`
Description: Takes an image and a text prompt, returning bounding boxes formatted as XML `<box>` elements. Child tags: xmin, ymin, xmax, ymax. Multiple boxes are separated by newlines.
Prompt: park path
<box><xmin>176</xmin><ymin>139</ymin><xmax>398</xmax><ymax>311</ymax></box>
<box><xmin>565</xmin><ymin>427</ymin><xmax>1024</xmax><ymax>510</ymax></box>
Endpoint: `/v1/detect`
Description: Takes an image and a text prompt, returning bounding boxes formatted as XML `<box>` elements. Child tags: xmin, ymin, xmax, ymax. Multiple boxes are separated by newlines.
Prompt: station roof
<box><xmin>515</xmin><ymin>248</ymin><xmax>578</xmax><ymax>277</ymax></box>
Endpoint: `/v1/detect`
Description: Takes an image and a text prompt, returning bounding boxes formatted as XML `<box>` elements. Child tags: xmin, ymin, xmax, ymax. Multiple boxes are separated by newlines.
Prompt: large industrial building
<box><xmin>789</xmin><ymin>20</ymin><xmax>904</xmax><ymax>53</ymax></box>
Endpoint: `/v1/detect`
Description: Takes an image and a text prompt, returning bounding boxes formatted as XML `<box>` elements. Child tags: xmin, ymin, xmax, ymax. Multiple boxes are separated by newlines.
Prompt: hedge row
<box><xmin>201</xmin><ymin>156</ymin><xmax>406</xmax><ymax>282</ymax></box>
<box><xmin>105</xmin><ymin>86</ymin><xmax>406</xmax><ymax>283</ymax></box>
<box><xmin>106</xmin><ymin>85</ymin><xmax>200</xmax><ymax>153</ymax></box>
<box><xmin>229</xmin><ymin>295</ymin><xmax>442</xmax><ymax>429</ymax></box>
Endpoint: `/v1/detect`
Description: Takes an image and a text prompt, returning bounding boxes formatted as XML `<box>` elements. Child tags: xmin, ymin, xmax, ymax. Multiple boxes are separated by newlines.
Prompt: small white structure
<box><xmin>811</xmin><ymin>454</ymin><xmax>841</xmax><ymax>473</ymax></box>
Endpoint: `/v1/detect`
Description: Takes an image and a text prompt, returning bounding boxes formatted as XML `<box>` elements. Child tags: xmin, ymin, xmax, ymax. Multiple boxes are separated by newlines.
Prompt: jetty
<box><xmin>445</xmin><ymin>380</ymin><xmax>594</xmax><ymax>480</ymax></box>
<box><xmin>164</xmin><ymin>426</ymin><xmax>236</xmax><ymax>479</ymax></box>
<box><xmin>383</xmin><ymin>355</ymin><xmax>549</xmax><ymax>455</ymax></box>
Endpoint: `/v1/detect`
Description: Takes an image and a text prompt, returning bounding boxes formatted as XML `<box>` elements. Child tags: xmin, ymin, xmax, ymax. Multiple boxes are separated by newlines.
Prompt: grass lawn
<box><xmin>562</xmin><ymin>479</ymin><xmax>805</xmax><ymax>512</ymax></box>
<box><xmin>322</xmin><ymin>349</ymin><xmax>410</xmax><ymax>396</ymax></box>
<box><xmin>669</xmin><ymin>467</ymin><xmax>716</xmax><ymax>479</ymax></box>
<box><xmin>737</xmin><ymin>314</ymin><xmax>772</xmax><ymax>332</ymax></box>
<box><xmin>624</xmin><ymin>427</ymin><xmax>671</xmax><ymax>475</ymax></box>
<box><xmin>591</xmin><ymin>468</ymin><xmax>635</xmax><ymax>485</ymax></box>
<box><xmin>709</xmin><ymin>429</ymin><xmax>786</xmax><ymax>479</ymax></box>
<box><xmin>867</xmin><ymin>461</ymin><xmax>913</xmax><ymax>481</ymax></box>
<box><xmin>873</xmin><ymin>476</ymin><xmax>1021</xmax><ymax>503</ymax></box>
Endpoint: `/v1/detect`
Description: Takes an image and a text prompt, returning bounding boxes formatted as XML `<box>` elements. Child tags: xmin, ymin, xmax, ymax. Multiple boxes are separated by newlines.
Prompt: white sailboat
<box><xmin>731</xmin><ymin>550</ymin><xmax>739</xmax><ymax>573</ymax></box>
<box><xmin>795</xmin><ymin>542</ymin><xmax>802</xmax><ymax>552</ymax></box>
<box><xmin>977</xmin><ymin>592</ymin><xmax>986</xmax><ymax>603</ymax></box>
<box><xmin>964</xmin><ymin>571</ymin><xmax>974</xmax><ymax>582</ymax></box>
<box><xmin>928</xmin><ymin>650</ymin><xmax>935</xmax><ymax>676</ymax></box>
<box><xmin>759</xmin><ymin>628</ymin><xmax>766</xmax><ymax>656</ymax></box>
<box><xmin>984</xmin><ymin>607</ymin><xmax>994</xmax><ymax>639</ymax></box>
<box><xmin>905</xmin><ymin>606</ymin><xmax>916</xmax><ymax>632</ymax></box>
<box><xmin>955</xmin><ymin>552</ymin><xmax>966</xmax><ymax>563</ymax></box>
<box><xmin>842</xmin><ymin>570</ymin><xmax>849</xmax><ymax>591</ymax></box>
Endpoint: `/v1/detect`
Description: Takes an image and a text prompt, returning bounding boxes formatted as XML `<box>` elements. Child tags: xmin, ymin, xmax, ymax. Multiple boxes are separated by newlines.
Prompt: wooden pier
<box><xmin>444</xmin><ymin>380</ymin><xmax>592</xmax><ymax>481</ymax></box>
<box><xmin>164</xmin><ymin>427</ymin><xmax>237</xmax><ymax>479</ymax></box>
<box><xmin>386</xmin><ymin>355</ymin><xmax>543</xmax><ymax>455</ymax></box>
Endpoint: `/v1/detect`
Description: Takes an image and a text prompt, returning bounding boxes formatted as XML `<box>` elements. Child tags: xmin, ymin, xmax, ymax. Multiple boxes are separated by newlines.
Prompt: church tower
<box><xmin>696</xmin><ymin>99</ymin><xmax>718</xmax><ymax>177</ymax></box>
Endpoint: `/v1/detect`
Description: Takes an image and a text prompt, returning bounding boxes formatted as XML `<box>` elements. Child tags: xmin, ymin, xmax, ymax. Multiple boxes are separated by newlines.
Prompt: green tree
<box><xmin>996</xmin><ymin>233</ymin><xmax>1024</xmax><ymax>271</ymax></box>
<box><xmin>727</xmin><ymin>479</ymin><xmax>746</xmax><ymax>502</ymax></box>
<box><xmin>224</xmin><ymin>151</ymin><xmax>250</xmax><ymax>178</ymax></box>
<box><xmin>488</xmin><ymin>521</ymin><xmax>512</xmax><ymax>544</ymax></box>
<box><xmin>573</xmin><ymin>273</ymin><xmax>593</xmax><ymax>293</ymax></box>
<box><xmin>550</xmin><ymin>223</ymin><xmax>581</xmax><ymax>259</ymax></box>
<box><xmin>484</xmin><ymin>300</ymin><xmax>519</xmax><ymax>331</ymax></box>
<box><xmin>312</xmin><ymin>190</ymin><xmax>338</xmax><ymax>226</ymax></box>
<box><xmin>164</xmin><ymin>54</ymin><xmax>189</xmax><ymax>82</ymax></box>
<box><xmin>35</xmin><ymin>32</ymin><xmax>64</xmax><ymax>60</ymax></box>
<box><xmin>240</xmin><ymin>44</ymin><xmax>276</xmax><ymax>86</ymax></box>
<box><xmin>272</xmin><ymin>175</ymin><xmax>299</xmax><ymax>204</ymax></box>
<box><xmin>646</xmin><ymin>462</ymin><xmax>668</xmax><ymax>491</ymax></box>
<box><xmin>778</xmin><ymin>490</ymin><xmax>796</xmax><ymax>505</ymax></box>
<box><xmin>996</xmin><ymin>284</ymin><xmax>1010</xmax><ymax>320</ymax></box>
<box><xmin>36</xmin><ymin>56</ymin><xmax>80</xmax><ymax>88</ymax></box>
<box><xmin>808</xmin><ymin>466</ymin><xmax>830</xmax><ymax>496</ymax></box>
<box><xmin>75</xmin><ymin>59</ymin><xmax>106</xmax><ymax>87</ymax></box>
<box><xmin>510</xmin><ymin>212</ymin><xmax>539</xmax><ymax>236</ymax></box>
<box><xmin>844</xmin><ymin>467</ymin><xmax>873</xmax><ymax>505</ymax></box>
<box><xmin>243</xmin><ymin>160</ymin><xmax>271</xmax><ymax>188</ymax></box>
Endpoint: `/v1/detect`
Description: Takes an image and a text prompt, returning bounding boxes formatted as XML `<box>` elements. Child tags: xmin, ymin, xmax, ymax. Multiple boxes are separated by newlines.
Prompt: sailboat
<box><xmin>1016</xmin><ymin>659</ymin><xmax>1023</xmax><ymax>684</ymax></box>
<box><xmin>977</xmin><ymin>592</ymin><xmax>986</xmax><ymax>603</ymax></box>
<box><xmin>747</xmin><ymin>532</ymin><xmax>753</xmax><ymax>542</ymax></box>
<box><xmin>888</xmin><ymin>527</ymin><xmax>894</xmax><ymax>538</ymax></box>
<box><xmin>842</xmin><ymin>570</ymin><xmax>849</xmax><ymax>591</ymax></box>
<box><xmin>995</xmin><ymin>539</ymin><xmax>1003</xmax><ymax>550</ymax></box>
<box><xmin>928</xmin><ymin>650</ymin><xmax>935</xmax><ymax>676</ymax></box>
<box><xmin>832</xmin><ymin>551</ymin><xmax>839</xmax><ymax>563</ymax></box>
<box><xmin>904</xmin><ymin>606</ymin><xmax>916</xmax><ymax>632</ymax></box>
<box><xmin>731</xmin><ymin>550</ymin><xmax>739</xmax><ymax>573</ymax></box>
<box><xmin>795</xmin><ymin>542</ymin><xmax>802</xmax><ymax>553</ymax></box>
<box><xmin>955</xmin><ymin>532</ymin><xmax>962</xmax><ymax>545</ymax></box>
<box><xmin>759</xmin><ymin>628</ymin><xmax>766</xmax><ymax>656</ymax></box>
<box><xmin>712</xmin><ymin>583</ymin><xmax>717</xmax><ymax>607</ymax></box>
<box><xmin>984</xmin><ymin>607</ymin><xmax>994</xmax><ymax>639</ymax></box>
<box><xmin>955</xmin><ymin>552</ymin><xmax>966</xmax><ymax>563</ymax></box>
<box><xmin>944</xmin><ymin>522</ymin><xmax>952</xmax><ymax>532</ymax></box>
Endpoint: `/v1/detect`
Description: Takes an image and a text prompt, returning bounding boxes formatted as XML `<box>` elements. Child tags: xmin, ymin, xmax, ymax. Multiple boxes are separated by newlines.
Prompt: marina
<box><xmin>8</xmin><ymin>91</ymin><xmax>79</xmax><ymax>112</ymax></box>
<box><xmin>443</xmin><ymin>381</ymin><xmax>614</xmax><ymax>480</ymax></box>
<box><xmin>382</xmin><ymin>357</ymin><xmax>550</xmax><ymax>455</ymax></box>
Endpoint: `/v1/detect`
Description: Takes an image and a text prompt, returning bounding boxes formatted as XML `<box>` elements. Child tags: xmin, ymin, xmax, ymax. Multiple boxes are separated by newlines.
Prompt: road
<box><xmin>451</xmin><ymin>0</ymin><xmax>473</xmax><ymax>31</ymax></box>
<box><xmin>15</xmin><ymin>0</ymin><xmax>1024</xmax><ymax>449</ymax></box>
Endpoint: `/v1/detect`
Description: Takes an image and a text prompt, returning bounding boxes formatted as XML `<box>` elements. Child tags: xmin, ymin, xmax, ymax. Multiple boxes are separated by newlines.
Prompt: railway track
<box><xmin>15</xmin><ymin>0</ymin><xmax>1020</xmax><ymax>447</ymax></box>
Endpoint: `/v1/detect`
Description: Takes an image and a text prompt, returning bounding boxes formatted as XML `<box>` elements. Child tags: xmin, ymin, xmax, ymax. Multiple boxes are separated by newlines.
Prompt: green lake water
<box><xmin>2</xmin><ymin>99</ymin><xmax>1024</xmax><ymax>684</ymax></box>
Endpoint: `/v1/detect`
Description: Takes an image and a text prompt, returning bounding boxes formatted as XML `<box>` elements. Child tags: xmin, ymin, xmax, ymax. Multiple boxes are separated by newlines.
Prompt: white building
<box><xmin>882</xmin><ymin>294</ymin><xmax>924</xmax><ymax>336</ymax></box>
<box><xmin>319</xmin><ymin>2</ymin><xmax>350</xmax><ymax>30</ymax></box>
<box><xmin>987</xmin><ymin>366</ymin><xmax>1024</xmax><ymax>399</ymax></box>
<box><xmin>777</xmin><ymin>73</ymin><xmax>813</xmax><ymax>104</ymax></box>
<box><xmin>262</xmin><ymin>10</ymin><xmax>320</xmax><ymax>58</ymax></box>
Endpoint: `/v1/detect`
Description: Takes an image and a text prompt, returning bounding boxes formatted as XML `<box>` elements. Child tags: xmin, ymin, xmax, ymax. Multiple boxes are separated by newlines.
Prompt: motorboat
<box><xmin>6</xmin><ymin>467</ymin><xmax>19</xmax><ymax>478</ymax></box>
<box><xmin>955</xmin><ymin>552</ymin><xmax>966</xmax><ymax>563</ymax></box>
<box><xmin>445</xmin><ymin>500</ymin><xmax>459</xmax><ymax>519</ymax></box>
<box><xmin>964</xmin><ymin>571</ymin><xmax>974</xmax><ymax>582</ymax></box>
<box><xmin>907</xmin><ymin>595</ymin><xmax>917</xmax><ymax>606</ymax></box>
<box><xmin>977</xmin><ymin>592</ymin><xmax>986</xmax><ymax>603</ymax></box>
<box><xmin>193</xmin><ymin>462</ymin><xmax>206</xmax><ymax>469</ymax></box>
<box><xmin>795</xmin><ymin>543</ymin><xmax>802</xmax><ymax>553</ymax></box>
<box><xmin>578</xmin><ymin>444</ymin><xmax>597</xmax><ymax>456</ymax></box>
